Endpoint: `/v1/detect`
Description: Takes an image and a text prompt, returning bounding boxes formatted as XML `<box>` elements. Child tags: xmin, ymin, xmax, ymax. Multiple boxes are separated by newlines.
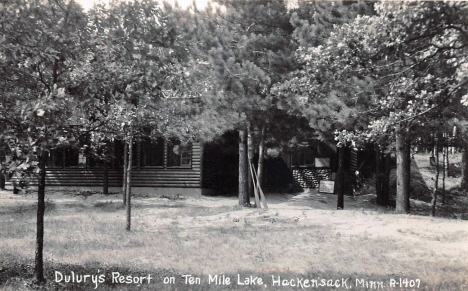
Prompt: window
<box><xmin>47</xmin><ymin>149</ymin><xmax>64</xmax><ymax>168</ymax></box>
<box><xmin>140</xmin><ymin>137</ymin><xmax>164</xmax><ymax>167</ymax></box>
<box><xmin>314</xmin><ymin>142</ymin><xmax>331</xmax><ymax>167</ymax></box>
<box><xmin>167</xmin><ymin>141</ymin><xmax>192</xmax><ymax>168</ymax></box>
<box><xmin>292</xmin><ymin>146</ymin><xmax>315</xmax><ymax>167</ymax></box>
<box><xmin>78</xmin><ymin>153</ymin><xmax>87</xmax><ymax>167</ymax></box>
<box><xmin>113</xmin><ymin>139</ymin><xmax>125</xmax><ymax>169</ymax></box>
<box><xmin>291</xmin><ymin>141</ymin><xmax>333</xmax><ymax>168</ymax></box>
<box><xmin>47</xmin><ymin>147</ymin><xmax>80</xmax><ymax>168</ymax></box>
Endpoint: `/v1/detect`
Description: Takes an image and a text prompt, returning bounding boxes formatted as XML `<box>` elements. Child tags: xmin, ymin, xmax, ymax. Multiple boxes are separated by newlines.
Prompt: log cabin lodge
<box><xmin>23</xmin><ymin>136</ymin><xmax>343</xmax><ymax>196</ymax></box>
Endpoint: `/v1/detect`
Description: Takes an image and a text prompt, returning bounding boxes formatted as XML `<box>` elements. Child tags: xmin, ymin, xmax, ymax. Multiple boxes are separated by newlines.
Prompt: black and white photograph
<box><xmin>1</xmin><ymin>0</ymin><xmax>467</xmax><ymax>290</ymax></box>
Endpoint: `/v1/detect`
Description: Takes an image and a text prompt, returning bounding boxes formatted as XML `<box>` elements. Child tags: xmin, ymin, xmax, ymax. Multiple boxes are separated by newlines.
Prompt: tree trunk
<box><xmin>405</xmin><ymin>133</ymin><xmax>411</xmax><ymax>210</ymax></box>
<box><xmin>375</xmin><ymin>144</ymin><xmax>384</xmax><ymax>205</ymax></box>
<box><xmin>0</xmin><ymin>149</ymin><xmax>5</xmax><ymax>190</ymax></box>
<box><xmin>13</xmin><ymin>181</ymin><xmax>19</xmax><ymax>194</ymax></box>
<box><xmin>336</xmin><ymin>147</ymin><xmax>345</xmax><ymax>210</ymax></box>
<box><xmin>461</xmin><ymin>144</ymin><xmax>468</xmax><ymax>191</ymax></box>
<box><xmin>238</xmin><ymin>128</ymin><xmax>249</xmax><ymax>206</ymax></box>
<box><xmin>122</xmin><ymin>142</ymin><xmax>128</xmax><ymax>205</ymax></box>
<box><xmin>431</xmin><ymin>139</ymin><xmax>439</xmax><ymax>217</ymax></box>
<box><xmin>395</xmin><ymin>127</ymin><xmax>410</xmax><ymax>214</ymax></box>
<box><xmin>103</xmin><ymin>160</ymin><xmax>108</xmax><ymax>195</ymax></box>
<box><xmin>34</xmin><ymin>151</ymin><xmax>47</xmax><ymax>284</ymax></box>
<box><xmin>0</xmin><ymin>173</ymin><xmax>5</xmax><ymax>190</ymax></box>
<box><xmin>257</xmin><ymin>124</ymin><xmax>266</xmax><ymax>190</ymax></box>
<box><xmin>126</xmin><ymin>139</ymin><xmax>133</xmax><ymax>231</ymax></box>
<box><xmin>247</xmin><ymin>125</ymin><xmax>255</xmax><ymax>204</ymax></box>
<box><xmin>382</xmin><ymin>153</ymin><xmax>391</xmax><ymax>207</ymax></box>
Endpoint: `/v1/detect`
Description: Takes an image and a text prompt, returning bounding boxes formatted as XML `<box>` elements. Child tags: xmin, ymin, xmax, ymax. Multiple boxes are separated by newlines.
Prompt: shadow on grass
<box><xmin>433</xmin><ymin>188</ymin><xmax>468</xmax><ymax>219</ymax></box>
<box><xmin>1</xmin><ymin>259</ymin><xmax>466</xmax><ymax>291</ymax></box>
<box><xmin>0</xmin><ymin>201</ymin><xmax>56</xmax><ymax>216</ymax></box>
<box><xmin>93</xmin><ymin>201</ymin><xmax>126</xmax><ymax>211</ymax></box>
<box><xmin>93</xmin><ymin>201</ymin><xmax>187</xmax><ymax>212</ymax></box>
<box><xmin>409</xmin><ymin>158</ymin><xmax>432</xmax><ymax>203</ymax></box>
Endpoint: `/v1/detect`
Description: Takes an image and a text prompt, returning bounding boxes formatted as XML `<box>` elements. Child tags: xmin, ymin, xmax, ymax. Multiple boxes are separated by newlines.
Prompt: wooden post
<box><xmin>446</xmin><ymin>144</ymin><xmax>450</xmax><ymax>177</ymax></box>
<box><xmin>441</xmin><ymin>144</ymin><xmax>446</xmax><ymax>205</ymax></box>
<box><xmin>247</xmin><ymin>126</ymin><xmax>259</xmax><ymax>207</ymax></box>
<box><xmin>249</xmin><ymin>161</ymin><xmax>261</xmax><ymax>207</ymax></box>
<box><xmin>257</xmin><ymin>124</ymin><xmax>266</xmax><ymax>190</ymax></box>
<box><xmin>252</xmin><ymin>164</ymin><xmax>268</xmax><ymax>209</ymax></box>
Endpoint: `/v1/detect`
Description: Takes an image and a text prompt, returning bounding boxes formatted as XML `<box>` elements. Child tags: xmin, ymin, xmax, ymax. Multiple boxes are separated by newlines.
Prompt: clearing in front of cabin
<box><xmin>1</xmin><ymin>168</ymin><xmax>467</xmax><ymax>291</ymax></box>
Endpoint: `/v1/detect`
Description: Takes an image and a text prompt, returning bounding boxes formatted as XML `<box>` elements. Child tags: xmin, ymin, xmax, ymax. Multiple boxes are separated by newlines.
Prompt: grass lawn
<box><xmin>0</xmin><ymin>153</ymin><xmax>467</xmax><ymax>290</ymax></box>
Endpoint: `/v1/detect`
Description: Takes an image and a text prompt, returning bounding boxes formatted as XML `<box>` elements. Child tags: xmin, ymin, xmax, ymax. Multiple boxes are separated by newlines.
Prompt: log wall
<box><xmin>28</xmin><ymin>143</ymin><xmax>202</xmax><ymax>188</ymax></box>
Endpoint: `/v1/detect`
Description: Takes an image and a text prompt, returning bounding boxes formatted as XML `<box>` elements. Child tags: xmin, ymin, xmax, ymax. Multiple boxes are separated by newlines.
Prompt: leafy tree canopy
<box><xmin>277</xmin><ymin>1</ymin><xmax>468</xmax><ymax>150</ymax></box>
